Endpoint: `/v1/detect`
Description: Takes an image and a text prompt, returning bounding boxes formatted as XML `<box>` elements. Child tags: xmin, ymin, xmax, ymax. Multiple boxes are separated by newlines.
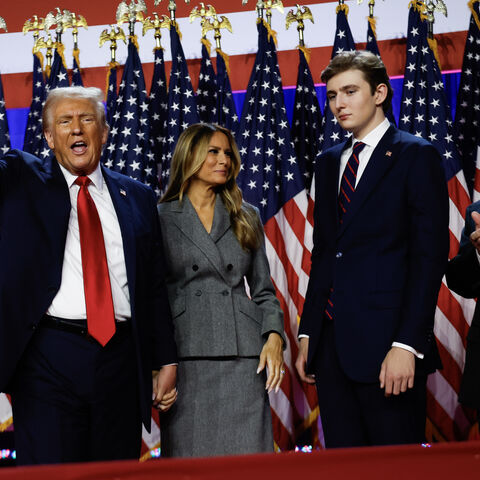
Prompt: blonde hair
<box><xmin>43</xmin><ymin>86</ymin><xmax>107</xmax><ymax>132</ymax></box>
<box><xmin>161</xmin><ymin>123</ymin><xmax>262</xmax><ymax>251</ymax></box>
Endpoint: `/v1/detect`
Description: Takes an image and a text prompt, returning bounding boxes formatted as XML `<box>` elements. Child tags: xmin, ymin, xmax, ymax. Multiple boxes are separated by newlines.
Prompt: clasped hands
<box><xmin>152</xmin><ymin>364</ymin><xmax>177</xmax><ymax>411</ymax></box>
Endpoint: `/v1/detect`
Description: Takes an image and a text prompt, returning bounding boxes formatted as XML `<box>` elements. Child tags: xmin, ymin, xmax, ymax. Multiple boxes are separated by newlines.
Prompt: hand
<box><xmin>379</xmin><ymin>347</ymin><xmax>415</xmax><ymax>396</ymax></box>
<box><xmin>470</xmin><ymin>211</ymin><xmax>480</xmax><ymax>252</ymax></box>
<box><xmin>257</xmin><ymin>332</ymin><xmax>284</xmax><ymax>393</ymax></box>
<box><xmin>152</xmin><ymin>364</ymin><xmax>177</xmax><ymax>412</ymax></box>
<box><xmin>295</xmin><ymin>337</ymin><xmax>315</xmax><ymax>384</ymax></box>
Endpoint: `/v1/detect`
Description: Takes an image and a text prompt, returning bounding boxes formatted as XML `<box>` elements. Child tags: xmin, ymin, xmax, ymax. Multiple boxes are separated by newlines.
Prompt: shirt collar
<box><xmin>352</xmin><ymin>117</ymin><xmax>391</xmax><ymax>150</ymax></box>
<box><xmin>58</xmin><ymin>162</ymin><xmax>104</xmax><ymax>192</ymax></box>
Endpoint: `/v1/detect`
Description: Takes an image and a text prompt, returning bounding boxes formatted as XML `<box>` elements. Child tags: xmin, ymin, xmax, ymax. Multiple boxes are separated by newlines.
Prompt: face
<box><xmin>326</xmin><ymin>68</ymin><xmax>387</xmax><ymax>139</ymax></box>
<box><xmin>191</xmin><ymin>131</ymin><xmax>232</xmax><ymax>190</ymax></box>
<box><xmin>44</xmin><ymin>97</ymin><xmax>108</xmax><ymax>176</ymax></box>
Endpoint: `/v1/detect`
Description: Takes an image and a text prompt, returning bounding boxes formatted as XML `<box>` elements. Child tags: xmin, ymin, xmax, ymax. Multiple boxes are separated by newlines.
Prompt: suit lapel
<box><xmin>338</xmin><ymin>126</ymin><xmax>397</xmax><ymax>237</ymax></box>
<box><xmin>210</xmin><ymin>195</ymin><xmax>231</xmax><ymax>243</ymax></box>
<box><xmin>171</xmin><ymin>195</ymin><xmax>230</xmax><ymax>283</ymax></box>
<box><xmin>36</xmin><ymin>157</ymin><xmax>71</xmax><ymax>251</ymax></box>
<box><xmin>102</xmin><ymin>167</ymin><xmax>137</xmax><ymax>314</ymax></box>
<box><xmin>315</xmin><ymin>143</ymin><xmax>343</xmax><ymax>232</ymax></box>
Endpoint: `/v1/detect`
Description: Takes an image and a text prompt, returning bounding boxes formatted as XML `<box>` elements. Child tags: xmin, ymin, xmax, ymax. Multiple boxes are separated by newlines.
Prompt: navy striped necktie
<box><xmin>338</xmin><ymin>141</ymin><xmax>366</xmax><ymax>222</ymax></box>
<box><xmin>324</xmin><ymin>141</ymin><xmax>366</xmax><ymax>321</ymax></box>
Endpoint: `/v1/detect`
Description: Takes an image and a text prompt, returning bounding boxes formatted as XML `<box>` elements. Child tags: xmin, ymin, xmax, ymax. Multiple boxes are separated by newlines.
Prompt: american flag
<box><xmin>364</xmin><ymin>14</ymin><xmax>396</xmax><ymax>125</ymax></box>
<box><xmin>71</xmin><ymin>49</ymin><xmax>84</xmax><ymax>87</ymax></box>
<box><xmin>161</xmin><ymin>23</ymin><xmax>199</xmax><ymax>189</ymax></box>
<box><xmin>454</xmin><ymin>0</ymin><xmax>480</xmax><ymax>200</ymax></box>
<box><xmin>236</xmin><ymin>18</ymin><xmax>314</xmax><ymax>450</ymax></box>
<box><xmin>22</xmin><ymin>52</ymin><xmax>46</xmax><ymax>156</ymax></box>
<box><xmin>291</xmin><ymin>48</ymin><xmax>322</xmax><ymax>192</ymax></box>
<box><xmin>148</xmin><ymin>48</ymin><xmax>168</xmax><ymax>186</ymax></box>
<box><xmin>105</xmin><ymin>62</ymin><xmax>119</xmax><ymax>128</ymax></box>
<box><xmin>36</xmin><ymin>48</ymin><xmax>70</xmax><ymax>162</ymax></box>
<box><xmin>214</xmin><ymin>48</ymin><xmax>239</xmax><ymax>134</ymax></box>
<box><xmin>398</xmin><ymin>0</ymin><xmax>475</xmax><ymax>441</ymax></box>
<box><xmin>0</xmin><ymin>393</ymin><xmax>12</xmax><ymax>433</ymax></box>
<box><xmin>102</xmin><ymin>40</ymin><xmax>158</xmax><ymax>195</ymax></box>
<box><xmin>196</xmin><ymin>40</ymin><xmax>217</xmax><ymax>124</ymax></box>
<box><xmin>318</xmin><ymin>4</ymin><xmax>356</xmax><ymax>155</ymax></box>
<box><xmin>0</xmin><ymin>72</ymin><xmax>10</xmax><ymax>156</ymax></box>
<box><xmin>46</xmin><ymin>49</ymin><xmax>70</xmax><ymax>90</ymax></box>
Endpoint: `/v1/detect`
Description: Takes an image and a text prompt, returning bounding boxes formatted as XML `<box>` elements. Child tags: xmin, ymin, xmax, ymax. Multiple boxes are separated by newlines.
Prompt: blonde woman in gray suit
<box><xmin>157</xmin><ymin>123</ymin><xmax>285</xmax><ymax>457</ymax></box>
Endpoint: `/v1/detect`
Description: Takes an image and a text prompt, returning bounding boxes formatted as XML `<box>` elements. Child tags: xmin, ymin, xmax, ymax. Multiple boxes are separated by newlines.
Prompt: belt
<box><xmin>40</xmin><ymin>315</ymin><xmax>130</xmax><ymax>337</ymax></box>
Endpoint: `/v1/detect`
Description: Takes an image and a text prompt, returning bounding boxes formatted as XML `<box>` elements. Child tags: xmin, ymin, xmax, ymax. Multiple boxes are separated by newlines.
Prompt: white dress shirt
<box><xmin>47</xmin><ymin>163</ymin><xmax>131</xmax><ymax>321</ymax></box>
<box><xmin>301</xmin><ymin>118</ymin><xmax>423</xmax><ymax>359</ymax></box>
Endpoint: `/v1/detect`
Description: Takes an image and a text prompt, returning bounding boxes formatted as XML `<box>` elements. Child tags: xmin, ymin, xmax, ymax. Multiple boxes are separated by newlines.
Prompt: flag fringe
<box><xmin>56</xmin><ymin>43</ymin><xmax>68</xmax><ymax>70</ymax></box>
<box><xmin>468</xmin><ymin>0</ymin><xmax>480</xmax><ymax>32</ymax></box>
<box><xmin>336</xmin><ymin>3</ymin><xmax>349</xmax><ymax>16</ymax></box>
<box><xmin>216</xmin><ymin>48</ymin><xmax>230</xmax><ymax>75</ymax></box>
<box><xmin>129</xmin><ymin>35</ymin><xmax>140</xmax><ymax>51</ymax></box>
<box><xmin>409</xmin><ymin>0</ymin><xmax>429</xmax><ymax>21</ymax></box>
<box><xmin>0</xmin><ymin>416</ymin><xmax>12</xmax><ymax>432</ymax></box>
<box><xmin>257</xmin><ymin>18</ymin><xmax>278</xmax><ymax>46</ymax></box>
<box><xmin>298</xmin><ymin>46</ymin><xmax>311</xmax><ymax>65</ymax></box>
<box><xmin>201</xmin><ymin>37</ymin><xmax>212</xmax><ymax>56</ymax></box>
<box><xmin>139</xmin><ymin>442</ymin><xmax>160</xmax><ymax>462</ymax></box>
<box><xmin>427</xmin><ymin>36</ymin><xmax>442</xmax><ymax>71</ymax></box>
<box><xmin>367</xmin><ymin>16</ymin><xmax>377</xmax><ymax>38</ymax></box>
<box><xmin>105</xmin><ymin>62</ymin><xmax>119</xmax><ymax>101</ymax></box>
<box><xmin>173</xmin><ymin>22</ymin><xmax>183</xmax><ymax>41</ymax></box>
<box><xmin>426</xmin><ymin>416</ymin><xmax>447</xmax><ymax>443</ymax></box>
<box><xmin>73</xmin><ymin>48</ymin><xmax>82</xmax><ymax>73</ymax></box>
<box><xmin>33</xmin><ymin>51</ymin><xmax>44</xmax><ymax>72</ymax></box>
<box><xmin>297</xmin><ymin>406</ymin><xmax>319</xmax><ymax>435</ymax></box>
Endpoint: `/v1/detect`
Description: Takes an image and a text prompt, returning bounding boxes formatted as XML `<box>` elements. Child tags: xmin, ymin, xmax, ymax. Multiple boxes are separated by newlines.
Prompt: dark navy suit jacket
<box><xmin>446</xmin><ymin>201</ymin><xmax>480</xmax><ymax>408</ymax></box>
<box><xmin>299</xmin><ymin>125</ymin><xmax>449</xmax><ymax>383</ymax></box>
<box><xmin>0</xmin><ymin>149</ymin><xmax>177</xmax><ymax>430</ymax></box>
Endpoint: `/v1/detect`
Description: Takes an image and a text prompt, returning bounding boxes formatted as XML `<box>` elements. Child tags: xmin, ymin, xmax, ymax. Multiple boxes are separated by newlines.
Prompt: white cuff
<box><xmin>392</xmin><ymin>342</ymin><xmax>424</xmax><ymax>359</ymax></box>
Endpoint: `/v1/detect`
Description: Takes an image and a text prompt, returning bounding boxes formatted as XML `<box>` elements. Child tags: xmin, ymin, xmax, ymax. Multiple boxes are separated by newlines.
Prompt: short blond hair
<box><xmin>42</xmin><ymin>86</ymin><xmax>107</xmax><ymax>132</ymax></box>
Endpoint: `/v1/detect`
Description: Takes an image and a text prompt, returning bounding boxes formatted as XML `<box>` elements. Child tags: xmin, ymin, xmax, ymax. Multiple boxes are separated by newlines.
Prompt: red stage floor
<box><xmin>1</xmin><ymin>441</ymin><xmax>479</xmax><ymax>479</ymax></box>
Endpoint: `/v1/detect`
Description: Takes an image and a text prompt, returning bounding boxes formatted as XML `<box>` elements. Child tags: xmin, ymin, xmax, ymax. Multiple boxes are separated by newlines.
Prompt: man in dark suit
<box><xmin>0</xmin><ymin>86</ymin><xmax>177</xmax><ymax>464</ymax></box>
<box><xmin>295</xmin><ymin>51</ymin><xmax>449</xmax><ymax>447</ymax></box>
<box><xmin>446</xmin><ymin>203</ymin><xmax>480</xmax><ymax>413</ymax></box>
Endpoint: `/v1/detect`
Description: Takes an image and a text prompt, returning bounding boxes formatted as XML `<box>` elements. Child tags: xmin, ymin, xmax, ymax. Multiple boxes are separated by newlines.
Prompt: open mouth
<box><xmin>71</xmin><ymin>141</ymin><xmax>87</xmax><ymax>155</ymax></box>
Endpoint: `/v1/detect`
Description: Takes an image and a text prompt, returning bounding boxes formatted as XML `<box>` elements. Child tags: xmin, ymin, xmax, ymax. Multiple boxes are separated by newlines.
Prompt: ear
<box><xmin>44</xmin><ymin>130</ymin><xmax>55</xmax><ymax>150</ymax></box>
<box><xmin>375</xmin><ymin>83</ymin><xmax>388</xmax><ymax>106</ymax></box>
<box><xmin>101</xmin><ymin>126</ymin><xmax>109</xmax><ymax>145</ymax></box>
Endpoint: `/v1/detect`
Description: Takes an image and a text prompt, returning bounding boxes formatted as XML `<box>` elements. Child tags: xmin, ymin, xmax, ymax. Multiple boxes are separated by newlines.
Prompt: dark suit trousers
<box><xmin>314</xmin><ymin>319</ymin><xmax>427</xmax><ymax>448</ymax></box>
<box><xmin>10</xmin><ymin>323</ymin><xmax>142</xmax><ymax>465</ymax></box>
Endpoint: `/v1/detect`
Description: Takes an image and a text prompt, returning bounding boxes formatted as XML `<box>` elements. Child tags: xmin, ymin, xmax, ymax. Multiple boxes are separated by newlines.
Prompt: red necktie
<box><xmin>75</xmin><ymin>176</ymin><xmax>116</xmax><ymax>346</ymax></box>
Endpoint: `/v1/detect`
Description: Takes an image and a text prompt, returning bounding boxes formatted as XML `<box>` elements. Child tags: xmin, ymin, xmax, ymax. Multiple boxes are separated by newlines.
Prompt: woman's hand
<box><xmin>257</xmin><ymin>332</ymin><xmax>285</xmax><ymax>393</ymax></box>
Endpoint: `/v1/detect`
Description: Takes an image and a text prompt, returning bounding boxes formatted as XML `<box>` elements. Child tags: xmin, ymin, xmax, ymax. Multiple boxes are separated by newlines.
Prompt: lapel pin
<box><xmin>385</xmin><ymin>151</ymin><xmax>392</xmax><ymax>157</ymax></box>
<box><xmin>120</xmin><ymin>189</ymin><xmax>127</xmax><ymax>196</ymax></box>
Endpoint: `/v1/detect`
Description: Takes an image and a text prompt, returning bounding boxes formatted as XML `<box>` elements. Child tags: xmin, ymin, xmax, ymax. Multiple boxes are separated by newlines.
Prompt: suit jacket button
<box><xmin>336</xmin><ymin>252</ymin><xmax>343</xmax><ymax>258</ymax></box>
<box><xmin>31</xmin><ymin>324</ymin><xmax>37</xmax><ymax>331</ymax></box>
<box><xmin>195</xmin><ymin>290</ymin><xmax>202</xmax><ymax>296</ymax></box>
<box><xmin>192</xmin><ymin>264</ymin><xmax>199</xmax><ymax>271</ymax></box>
<box><xmin>222</xmin><ymin>290</ymin><xmax>229</xmax><ymax>296</ymax></box>
<box><xmin>227</xmin><ymin>264</ymin><xmax>233</xmax><ymax>271</ymax></box>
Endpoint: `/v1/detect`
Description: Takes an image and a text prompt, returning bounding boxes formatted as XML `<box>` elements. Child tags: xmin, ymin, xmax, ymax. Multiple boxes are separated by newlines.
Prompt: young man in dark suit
<box><xmin>296</xmin><ymin>51</ymin><xmax>449</xmax><ymax>447</ymax></box>
<box><xmin>0</xmin><ymin>86</ymin><xmax>177</xmax><ymax>464</ymax></box>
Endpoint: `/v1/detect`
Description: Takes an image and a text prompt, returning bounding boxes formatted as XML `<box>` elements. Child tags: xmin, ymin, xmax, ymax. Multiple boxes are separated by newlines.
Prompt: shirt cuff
<box><xmin>298</xmin><ymin>334</ymin><xmax>309</xmax><ymax>340</ymax></box>
<box><xmin>392</xmin><ymin>342</ymin><xmax>424</xmax><ymax>359</ymax></box>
